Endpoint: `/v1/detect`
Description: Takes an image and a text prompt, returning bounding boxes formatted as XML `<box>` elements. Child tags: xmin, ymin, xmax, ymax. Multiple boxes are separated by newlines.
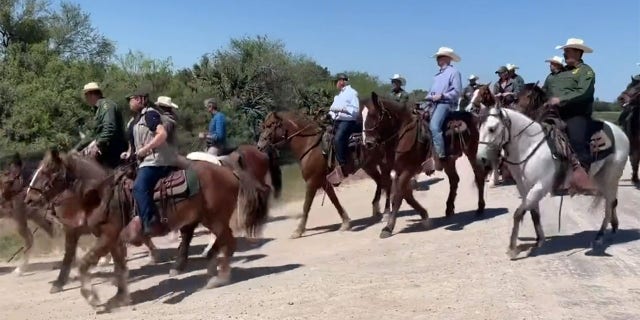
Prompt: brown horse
<box><xmin>256</xmin><ymin>110</ymin><xmax>394</xmax><ymax>238</ymax></box>
<box><xmin>0</xmin><ymin>155</ymin><xmax>56</xmax><ymax>275</ymax></box>
<box><xmin>362</xmin><ymin>91</ymin><xmax>486</xmax><ymax>238</ymax></box>
<box><xmin>24</xmin><ymin>149</ymin><xmax>270</xmax><ymax>310</ymax></box>
<box><xmin>617</xmin><ymin>80</ymin><xmax>640</xmax><ymax>184</ymax></box>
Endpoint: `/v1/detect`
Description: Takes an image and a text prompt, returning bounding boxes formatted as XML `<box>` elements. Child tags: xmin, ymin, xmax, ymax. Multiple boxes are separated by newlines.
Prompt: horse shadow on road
<box><xmin>516</xmin><ymin>228</ymin><xmax>640</xmax><ymax>258</ymax></box>
<box><xmin>128</xmin><ymin>262</ymin><xmax>303</xmax><ymax>306</ymax></box>
<box><xmin>399</xmin><ymin>207</ymin><xmax>509</xmax><ymax>234</ymax></box>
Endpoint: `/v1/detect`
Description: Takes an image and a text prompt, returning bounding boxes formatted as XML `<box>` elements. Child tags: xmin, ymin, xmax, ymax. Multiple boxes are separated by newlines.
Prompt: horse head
<box><xmin>476</xmin><ymin>103</ymin><xmax>511</xmax><ymax>170</ymax></box>
<box><xmin>469</xmin><ymin>83</ymin><xmax>495</xmax><ymax>118</ymax></box>
<box><xmin>517</xmin><ymin>83</ymin><xmax>546</xmax><ymax>118</ymax></box>
<box><xmin>256</xmin><ymin>112</ymin><xmax>286</xmax><ymax>151</ymax></box>
<box><xmin>618</xmin><ymin>79</ymin><xmax>640</xmax><ymax>108</ymax></box>
<box><xmin>0</xmin><ymin>153</ymin><xmax>24</xmax><ymax>201</ymax></box>
<box><xmin>361</xmin><ymin>91</ymin><xmax>402</xmax><ymax>149</ymax></box>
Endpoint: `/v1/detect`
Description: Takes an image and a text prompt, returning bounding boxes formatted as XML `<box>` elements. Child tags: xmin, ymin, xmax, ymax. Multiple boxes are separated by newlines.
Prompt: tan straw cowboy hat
<box><xmin>505</xmin><ymin>63</ymin><xmax>519</xmax><ymax>71</ymax></box>
<box><xmin>431</xmin><ymin>47</ymin><xmax>461</xmax><ymax>62</ymax></box>
<box><xmin>555</xmin><ymin>38</ymin><xmax>593</xmax><ymax>53</ymax></box>
<box><xmin>82</xmin><ymin>82</ymin><xmax>101</xmax><ymax>93</ymax></box>
<box><xmin>155</xmin><ymin>96</ymin><xmax>179</xmax><ymax>109</ymax></box>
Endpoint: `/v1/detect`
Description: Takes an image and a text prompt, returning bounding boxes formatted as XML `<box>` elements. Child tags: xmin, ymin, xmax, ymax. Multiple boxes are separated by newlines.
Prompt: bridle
<box><xmin>260</xmin><ymin>116</ymin><xmax>323</xmax><ymax>161</ymax></box>
<box><xmin>362</xmin><ymin>100</ymin><xmax>406</xmax><ymax>150</ymax></box>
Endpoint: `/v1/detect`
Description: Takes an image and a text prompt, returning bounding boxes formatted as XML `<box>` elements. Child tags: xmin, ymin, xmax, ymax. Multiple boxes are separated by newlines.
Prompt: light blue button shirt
<box><xmin>329</xmin><ymin>85</ymin><xmax>359</xmax><ymax>121</ymax></box>
<box><xmin>427</xmin><ymin>65</ymin><xmax>462</xmax><ymax>104</ymax></box>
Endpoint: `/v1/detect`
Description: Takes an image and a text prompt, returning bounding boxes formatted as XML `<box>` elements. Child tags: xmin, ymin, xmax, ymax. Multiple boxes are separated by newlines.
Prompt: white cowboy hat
<box><xmin>468</xmin><ymin>74</ymin><xmax>479</xmax><ymax>80</ymax></box>
<box><xmin>505</xmin><ymin>63</ymin><xmax>519</xmax><ymax>71</ymax></box>
<box><xmin>555</xmin><ymin>38</ymin><xmax>593</xmax><ymax>53</ymax></box>
<box><xmin>82</xmin><ymin>82</ymin><xmax>101</xmax><ymax>93</ymax></box>
<box><xmin>545</xmin><ymin>56</ymin><xmax>564</xmax><ymax>65</ymax></box>
<box><xmin>390</xmin><ymin>74</ymin><xmax>406</xmax><ymax>86</ymax></box>
<box><xmin>155</xmin><ymin>96</ymin><xmax>179</xmax><ymax>109</ymax></box>
<box><xmin>431</xmin><ymin>46</ymin><xmax>461</xmax><ymax>62</ymax></box>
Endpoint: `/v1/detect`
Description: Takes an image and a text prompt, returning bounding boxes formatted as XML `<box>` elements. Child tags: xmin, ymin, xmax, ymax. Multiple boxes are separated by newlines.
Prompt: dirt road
<box><xmin>1</xmin><ymin>159</ymin><xmax>640</xmax><ymax>320</ymax></box>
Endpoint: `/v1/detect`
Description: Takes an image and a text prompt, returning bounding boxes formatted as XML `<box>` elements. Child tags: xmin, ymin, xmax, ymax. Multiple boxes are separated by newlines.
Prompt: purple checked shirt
<box><xmin>427</xmin><ymin>65</ymin><xmax>462</xmax><ymax>104</ymax></box>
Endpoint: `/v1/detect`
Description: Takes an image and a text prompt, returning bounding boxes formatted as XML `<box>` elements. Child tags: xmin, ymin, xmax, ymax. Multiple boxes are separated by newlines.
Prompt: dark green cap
<box><xmin>125</xmin><ymin>89</ymin><xmax>149</xmax><ymax>100</ymax></box>
<box><xmin>335</xmin><ymin>73</ymin><xmax>349</xmax><ymax>81</ymax></box>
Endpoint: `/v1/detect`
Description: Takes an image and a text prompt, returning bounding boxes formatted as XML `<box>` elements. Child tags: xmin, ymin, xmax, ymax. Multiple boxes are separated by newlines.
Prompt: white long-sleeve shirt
<box><xmin>329</xmin><ymin>85</ymin><xmax>359</xmax><ymax>121</ymax></box>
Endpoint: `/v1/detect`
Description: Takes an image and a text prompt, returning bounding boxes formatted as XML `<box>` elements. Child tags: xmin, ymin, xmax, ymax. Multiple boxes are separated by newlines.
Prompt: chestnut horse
<box><xmin>617</xmin><ymin>80</ymin><xmax>640</xmax><ymax>184</ymax></box>
<box><xmin>24</xmin><ymin>149</ymin><xmax>270</xmax><ymax>311</ymax></box>
<box><xmin>362</xmin><ymin>92</ymin><xmax>486</xmax><ymax>238</ymax></box>
<box><xmin>256</xmin><ymin>110</ymin><xmax>394</xmax><ymax>238</ymax></box>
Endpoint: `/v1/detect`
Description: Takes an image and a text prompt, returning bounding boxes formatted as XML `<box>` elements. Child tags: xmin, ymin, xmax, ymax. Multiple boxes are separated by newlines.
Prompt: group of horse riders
<box><xmin>326</xmin><ymin>37</ymin><xmax>599</xmax><ymax>193</ymax></box>
<box><xmin>77</xmin><ymin>83</ymin><xmax>227</xmax><ymax>238</ymax></box>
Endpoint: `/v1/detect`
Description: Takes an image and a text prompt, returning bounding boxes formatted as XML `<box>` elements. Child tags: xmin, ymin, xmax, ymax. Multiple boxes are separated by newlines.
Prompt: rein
<box><xmin>480</xmin><ymin>109</ymin><xmax>545</xmax><ymax>166</ymax></box>
<box><xmin>268</xmin><ymin>118</ymin><xmax>324</xmax><ymax>161</ymax></box>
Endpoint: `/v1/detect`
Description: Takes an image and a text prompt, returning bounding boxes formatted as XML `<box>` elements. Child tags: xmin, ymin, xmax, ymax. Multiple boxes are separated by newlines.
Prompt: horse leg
<box><xmin>50</xmin><ymin>228</ymin><xmax>79</xmax><ymax>293</ymax></box>
<box><xmin>380</xmin><ymin>170</ymin><xmax>407</xmax><ymax>239</ymax></box>
<box><xmin>530</xmin><ymin>204</ymin><xmax>545</xmax><ymax>248</ymax></box>
<box><xmin>170</xmin><ymin>222</ymin><xmax>197</xmax><ymax>277</ymax></box>
<box><xmin>366</xmin><ymin>166</ymin><xmax>383</xmax><ymax>219</ymax></box>
<box><xmin>443</xmin><ymin>160</ymin><xmax>460</xmax><ymax>217</ymax></box>
<box><xmin>468</xmin><ymin>157</ymin><xmax>486</xmax><ymax>216</ymax></box>
<box><xmin>200</xmin><ymin>233</ymin><xmax>216</xmax><ymax>258</ymax></box>
<box><xmin>291</xmin><ymin>184</ymin><xmax>318</xmax><ymax>239</ymax></box>
<box><xmin>143</xmin><ymin>236</ymin><xmax>159</xmax><ymax>264</ymax></box>
<box><xmin>12</xmin><ymin>213</ymin><xmax>33</xmax><ymax>276</ymax></box>
<box><xmin>630</xmin><ymin>152</ymin><xmax>639</xmax><ymax>184</ymax></box>
<box><xmin>103</xmin><ymin>242</ymin><xmax>130</xmax><ymax>310</ymax></box>
<box><xmin>78</xmin><ymin>231</ymin><xmax>115</xmax><ymax>307</ymax></box>
<box><xmin>594</xmin><ymin>197</ymin><xmax>615</xmax><ymax>247</ymax></box>
<box><xmin>508</xmin><ymin>183</ymin><xmax>546</xmax><ymax>259</ymax></box>
<box><xmin>611</xmin><ymin>198</ymin><xmax>619</xmax><ymax>233</ymax></box>
<box><xmin>206</xmin><ymin>226</ymin><xmax>235</xmax><ymax>289</ymax></box>
<box><xmin>322</xmin><ymin>183</ymin><xmax>352</xmax><ymax>231</ymax></box>
<box><xmin>402</xmin><ymin>184</ymin><xmax>430</xmax><ymax>227</ymax></box>
<box><xmin>507</xmin><ymin>207</ymin><xmax>527</xmax><ymax>259</ymax></box>
<box><xmin>381</xmin><ymin>166</ymin><xmax>392</xmax><ymax>218</ymax></box>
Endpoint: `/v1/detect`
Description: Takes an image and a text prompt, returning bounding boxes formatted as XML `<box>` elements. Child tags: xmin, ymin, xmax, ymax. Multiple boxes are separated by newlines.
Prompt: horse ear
<box><xmin>10</xmin><ymin>152</ymin><xmax>22</xmax><ymax>168</ymax></box>
<box><xmin>48</xmin><ymin>148</ymin><xmax>61</xmax><ymax>163</ymax></box>
<box><xmin>486</xmin><ymin>81</ymin><xmax>492</xmax><ymax>87</ymax></box>
<box><xmin>371</xmin><ymin>91</ymin><xmax>380</xmax><ymax>108</ymax></box>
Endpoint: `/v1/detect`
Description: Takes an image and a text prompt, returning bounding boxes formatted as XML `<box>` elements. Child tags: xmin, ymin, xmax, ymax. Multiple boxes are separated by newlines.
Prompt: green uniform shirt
<box><xmin>78</xmin><ymin>98</ymin><xmax>128</xmax><ymax>168</ymax></box>
<box><xmin>542</xmin><ymin>72</ymin><xmax>562</xmax><ymax>99</ymax></box>
<box><xmin>389</xmin><ymin>89</ymin><xmax>409</xmax><ymax>105</ymax></box>
<box><xmin>552</xmin><ymin>62</ymin><xmax>595</xmax><ymax>118</ymax></box>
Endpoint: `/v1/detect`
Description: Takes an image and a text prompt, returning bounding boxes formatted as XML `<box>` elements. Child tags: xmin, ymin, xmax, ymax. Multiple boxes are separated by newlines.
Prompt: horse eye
<box><xmin>488</xmin><ymin>127</ymin><xmax>496</xmax><ymax>134</ymax></box>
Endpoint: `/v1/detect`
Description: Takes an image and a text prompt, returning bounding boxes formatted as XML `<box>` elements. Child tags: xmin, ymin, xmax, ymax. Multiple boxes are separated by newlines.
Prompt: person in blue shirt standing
<box><xmin>199</xmin><ymin>98</ymin><xmax>227</xmax><ymax>155</ymax></box>
<box><xmin>326</xmin><ymin>73</ymin><xmax>360</xmax><ymax>186</ymax></box>
<box><xmin>425</xmin><ymin>47</ymin><xmax>463</xmax><ymax>172</ymax></box>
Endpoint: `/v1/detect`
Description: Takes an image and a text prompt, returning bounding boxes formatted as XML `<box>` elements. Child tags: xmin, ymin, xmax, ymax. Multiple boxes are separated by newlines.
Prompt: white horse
<box><xmin>474</xmin><ymin>98</ymin><xmax>629</xmax><ymax>259</ymax></box>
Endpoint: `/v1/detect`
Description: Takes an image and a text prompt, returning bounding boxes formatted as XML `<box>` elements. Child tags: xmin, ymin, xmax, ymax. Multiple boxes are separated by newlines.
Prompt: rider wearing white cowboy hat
<box><xmin>547</xmin><ymin>37</ymin><xmax>597</xmax><ymax>194</ymax></box>
<box><xmin>461</xmin><ymin>74</ymin><xmax>480</xmax><ymax>110</ymax></box>
<box><xmin>542</xmin><ymin>56</ymin><xmax>565</xmax><ymax>98</ymax></box>
<box><xmin>425</xmin><ymin>46</ymin><xmax>462</xmax><ymax>172</ymax></box>
<box><xmin>389</xmin><ymin>74</ymin><xmax>409</xmax><ymax>105</ymax></box>
<box><xmin>154</xmin><ymin>96</ymin><xmax>179</xmax><ymax>146</ymax></box>
<box><xmin>505</xmin><ymin>63</ymin><xmax>525</xmax><ymax>94</ymax></box>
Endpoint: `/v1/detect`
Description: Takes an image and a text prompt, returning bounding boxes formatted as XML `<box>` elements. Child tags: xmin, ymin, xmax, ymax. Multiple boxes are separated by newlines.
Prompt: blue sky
<box><xmin>62</xmin><ymin>0</ymin><xmax>638</xmax><ymax>101</ymax></box>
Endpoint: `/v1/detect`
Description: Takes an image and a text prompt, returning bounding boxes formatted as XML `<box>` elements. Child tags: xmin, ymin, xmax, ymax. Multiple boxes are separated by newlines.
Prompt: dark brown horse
<box><xmin>362</xmin><ymin>91</ymin><xmax>486</xmax><ymax>238</ymax></box>
<box><xmin>256</xmin><ymin>110</ymin><xmax>394</xmax><ymax>238</ymax></box>
<box><xmin>617</xmin><ymin>80</ymin><xmax>640</xmax><ymax>184</ymax></box>
<box><xmin>24</xmin><ymin>149</ymin><xmax>270</xmax><ymax>311</ymax></box>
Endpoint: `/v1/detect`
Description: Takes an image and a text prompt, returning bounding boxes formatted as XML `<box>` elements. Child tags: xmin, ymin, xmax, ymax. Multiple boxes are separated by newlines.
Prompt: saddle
<box><xmin>120</xmin><ymin>167</ymin><xmax>201</xmax><ymax>221</ymax></box>
<box><xmin>419</xmin><ymin>106</ymin><xmax>473</xmax><ymax>157</ymax></box>
<box><xmin>320</xmin><ymin>123</ymin><xmax>364</xmax><ymax>169</ymax></box>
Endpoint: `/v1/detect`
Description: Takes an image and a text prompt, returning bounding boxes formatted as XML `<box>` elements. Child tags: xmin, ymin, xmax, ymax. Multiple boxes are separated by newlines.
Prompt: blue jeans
<box><xmin>430</xmin><ymin>103</ymin><xmax>451</xmax><ymax>158</ymax></box>
<box><xmin>132</xmin><ymin>166</ymin><xmax>172</xmax><ymax>231</ymax></box>
<box><xmin>333</xmin><ymin>120</ymin><xmax>358</xmax><ymax>166</ymax></box>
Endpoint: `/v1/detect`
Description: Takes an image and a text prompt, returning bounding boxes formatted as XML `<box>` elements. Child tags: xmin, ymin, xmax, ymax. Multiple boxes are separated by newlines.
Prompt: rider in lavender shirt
<box><xmin>425</xmin><ymin>47</ymin><xmax>462</xmax><ymax>171</ymax></box>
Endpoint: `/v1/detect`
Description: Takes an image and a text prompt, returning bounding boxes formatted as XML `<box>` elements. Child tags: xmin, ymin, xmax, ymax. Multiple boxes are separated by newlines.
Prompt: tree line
<box><xmin>0</xmin><ymin>0</ymin><xmax>619</xmax><ymax>163</ymax></box>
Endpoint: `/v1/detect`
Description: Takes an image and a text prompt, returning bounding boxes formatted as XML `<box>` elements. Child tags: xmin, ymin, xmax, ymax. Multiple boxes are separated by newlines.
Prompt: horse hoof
<box><xmin>82</xmin><ymin>290</ymin><xmax>101</xmax><ymax>308</ymax></box>
<box><xmin>98</xmin><ymin>258</ymin><xmax>111</xmax><ymax>266</ymax></box>
<box><xmin>591</xmin><ymin>238</ymin><xmax>604</xmax><ymax>248</ymax></box>
<box><xmin>507</xmin><ymin>248</ymin><xmax>520</xmax><ymax>260</ymax></box>
<box><xmin>339</xmin><ymin>220</ymin><xmax>352</xmax><ymax>231</ymax></box>
<box><xmin>379</xmin><ymin>228</ymin><xmax>392</xmax><ymax>239</ymax></box>
<box><xmin>290</xmin><ymin>231</ymin><xmax>303</xmax><ymax>239</ymax></box>
<box><xmin>12</xmin><ymin>267</ymin><xmax>24</xmax><ymax>276</ymax></box>
<box><xmin>169</xmin><ymin>269</ymin><xmax>180</xmax><ymax>277</ymax></box>
<box><xmin>206</xmin><ymin>274</ymin><xmax>230</xmax><ymax>289</ymax></box>
<box><xmin>421</xmin><ymin>218</ymin><xmax>432</xmax><ymax>229</ymax></box>
<box><xmin>50</xmin><ymin>284</ymin><xmax>63</xmax><ymax>294</ymax></box>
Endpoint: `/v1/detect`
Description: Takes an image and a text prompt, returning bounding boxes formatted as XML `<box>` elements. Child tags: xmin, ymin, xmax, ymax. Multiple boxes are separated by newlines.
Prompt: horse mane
<box><xmin>272</xmin><ymin>110</ymin><xmax>319</xmax><ymax>129</ymax></box>
<box><xmin>363</xmin><ymin>93</ymin><xmax>412</xmax><ymax>118</ymax></box>
<box><xmin>519</xmin><ymin>83</ymin><xmax>547</xmax><ymax>120</ymax></box>
<box><xmin>64</xmin><ymin>153</ymin><xmax>110</xmax><ymax>180</ymax></box>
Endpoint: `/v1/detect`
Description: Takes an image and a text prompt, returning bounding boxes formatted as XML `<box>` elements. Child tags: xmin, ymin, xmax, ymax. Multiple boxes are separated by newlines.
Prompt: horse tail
<box><xmin>235</xmin><ymin>152</ymin><xmax>271</xmax><ymax>238</ymax></box>
<box><xmin>266</xmin><ymin>147</ymin><xmax>282</xmax><ymax>199</ymax></box>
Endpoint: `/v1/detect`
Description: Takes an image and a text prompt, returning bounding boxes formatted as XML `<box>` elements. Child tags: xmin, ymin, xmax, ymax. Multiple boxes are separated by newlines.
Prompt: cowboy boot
<box><xmin>326</xmin><ymin>165</ymin><xmax>345</xmax><ymax>186</ymax></box>
<box><xmin>433</xmin><ymin>156</ymin><xmax>446</xmax><ymax>172</ymax></box>
<box><xmin>568</xmin><ymin>156</ymin><xmax>598</xmax><ymax>196</ymax></box>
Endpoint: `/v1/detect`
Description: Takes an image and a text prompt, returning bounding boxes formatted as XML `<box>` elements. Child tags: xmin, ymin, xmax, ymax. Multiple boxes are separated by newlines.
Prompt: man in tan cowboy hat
<box><xmin>506</xmin><ymin>63</ymin><xmax>525</xmax><ymax>94</ymax></box>
<box><xmin>423</xmin><ymin>47</ymin><xmax>462</xmax><ymax>173</ymax></box>
<box><xmin>460</xmin><ymin>74</ymin><xmax>480</xmax><ymax>111</ymax></box>
<box><xmin>154</xmin><ymin>96</ymin><xmax>179</xmax><ymax>146</ymax></box>
<box><xmin>542</xmin><ymin>56</ymin><xmax>565</xmax><ymax>98</ymax></box>
<box><xmin>389</xmin><ymin>74</ymin><xmax>409</xmax><ymax>105</ymax></box>
<box><xmin>547</xmin><ymin>37</ymin><xmax>597</xmax><ymax>194</ymax></box>
<box><xmin>77</xmin><ymin>82</ymin><xmax>128</xmax><ymax>169</ymax></box>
